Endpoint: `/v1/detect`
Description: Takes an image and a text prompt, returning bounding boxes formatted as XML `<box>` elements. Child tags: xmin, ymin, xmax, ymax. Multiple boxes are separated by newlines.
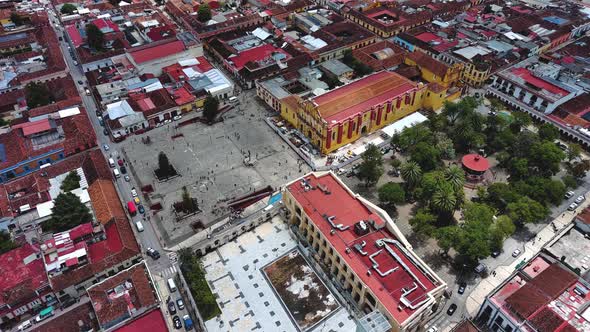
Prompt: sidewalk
<box><xmin>463</xmin><ymin>192</ymin><xmax>590</xmax><ymax>319</ymax></box>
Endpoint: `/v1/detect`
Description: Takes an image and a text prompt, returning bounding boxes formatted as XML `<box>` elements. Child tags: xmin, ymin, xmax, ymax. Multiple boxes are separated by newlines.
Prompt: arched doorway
<box><xmin>361</xmin><ymin>126</ymin><xmax>368</xmax><ymax>134</ymax></box>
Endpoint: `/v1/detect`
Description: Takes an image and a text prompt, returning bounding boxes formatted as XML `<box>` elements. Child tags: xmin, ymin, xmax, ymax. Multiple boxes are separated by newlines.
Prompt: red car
<box><xmin>118</xmin><ymin>159</ymin><xmax>124</xmax><ymax>166</ymax></box>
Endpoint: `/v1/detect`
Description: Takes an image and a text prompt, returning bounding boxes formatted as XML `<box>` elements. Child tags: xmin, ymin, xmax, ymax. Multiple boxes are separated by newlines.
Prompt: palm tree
<box><xmin>400</xmin><ymin>161</ymin><xmax>422</xmax><ymax>188</ymax></box>
<box><xmin>431</xmin><ymin>185</ymin><xmax>457</xmax><ymax>214</ymax></box>
<box><xmin>444</xmin><ymin>165</ymin><xmax>465</xmax><ymax>191</ymax></box>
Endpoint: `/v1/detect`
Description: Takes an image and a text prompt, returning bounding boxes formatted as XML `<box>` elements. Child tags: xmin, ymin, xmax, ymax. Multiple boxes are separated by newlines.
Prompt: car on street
<box><xmin>120</xmin><ymin>166</ymin><xmax>127</xmax><ymax>174</ymax></box>
<box><xmin>565</xmin><ymin>191</ymin><xmax>575</xmax><ymax>199</ymax></box>
<box><xmin>568</xmin><ymin>202</ymin><xmax>578</xmax><ymax>211</ymax></box>
<box><xmin>512</xmin><ymin>249</ymin><xmax>521</xmax><ymax>257</ymax></box>
<box><xmin>118</xmin><ymin>159</ymin><xmax>124</xmax><ymax>166</ymax></box>
<box><xmin>146</xmin><ymin>248</ymin><xmax>160</xmax><ymax>260</ymax></box>
<box><xmin>173</xmin><ymin>115</ymin><xmax>182</xmax><ymax>121</ymax></box>
<box><xmin>124</xmin><ymin>175</ymin><xmax>130</xmax><ymax>182</ymax></box>
<box><xmin>446</xmin><ymin>303</ymin><xmax>457</xmax><ymax>316</ymax></box>
<box><xmin>172</xmin><ymin>315</ymin><xmax>182</xmax><ymax>329</ymax></box>
<box><xmin>575</xmin><ymin>195</ymin><xmax>585</xmax><ymax>204</ymax></box>
<box><xmin>138</xmin><ymin>204</ymin><xmax>145</xmax><ymax>214</ymax></box>
<box><xmin>133</xmin><ymin>197</ymin><xmax>140</xmax><ymax>205</ymax></box>
<box><xmin>131</xmin><ymin>188</ymin><xmax>138</xmax><ymax>197</ymax></box>
<box><xmin>176</xmin><ymin>298</ymin><xmax>185</xmax><ymax>310</ymax></box>
<box><xmin>491</xmin><ymin>250</ymin><xmax>501</xmax><ymax>258</ymax></box>
<box><xmin>427</xmin><ymin>326</ymin><xmax>439</xmax><ymax>332</ymax></box>
<box><xmin>77</xmin><ymin>80</ymin><xmax>83</xmax><ymax>85</ymax></box>
<box><xmin>103</xmin><ymin>128</ymin><xmax>109</xmax><ymax>136</ymax></box>
<box><xmin>458</xmin><ymin>282</ymin><xmax>466</xmax><ymax>295</ymax></box>
<box><xmin>474</xmin><ymin>263</ymin><xmax>488</xmax><ymax>275</ymax></box>
<box><xmin>103</xmin><ymin>144</ymin><xmax>109</xmax><ymax>151</ymax></box>
<box><xmin>168</xmin><ymin>301</ymin><xmax>176</xmax><ymax>314</ymax></box>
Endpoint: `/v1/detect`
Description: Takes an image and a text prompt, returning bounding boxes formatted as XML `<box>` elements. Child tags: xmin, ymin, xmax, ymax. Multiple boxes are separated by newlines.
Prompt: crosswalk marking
<box><xmin>160</xmin><ymin>265</ymin><xmax>178</xmax><ymax>278</ymax></box>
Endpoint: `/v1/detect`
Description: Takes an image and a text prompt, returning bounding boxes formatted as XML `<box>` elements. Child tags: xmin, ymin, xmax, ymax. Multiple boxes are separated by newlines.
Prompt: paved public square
<box><xmin>119</xmin><ymin>96</ymin><xmax>310</xmax><ymax>246</ymax></box>
<box><xmin>201</xmin><ymin>217</ymin><xmax>357</xmax><ymax>332</ymax></box>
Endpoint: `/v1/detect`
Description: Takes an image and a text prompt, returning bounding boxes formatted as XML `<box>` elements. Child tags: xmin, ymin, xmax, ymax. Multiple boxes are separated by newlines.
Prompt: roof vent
<box><xmin>354</xmin><ymin>220</ymin><xmax>369</xmax><ymax>236</ymax></box>
<box><xmin>330</xmin><ymin>229</ymin><xmax>335</xmax><ymax>235</ymax></box>
<box><xmin>376</xmin><ymin>239</ymin><xmax>384</xmax><ymax>248</ymax></box>
<box><xmin>345</xmin><ymin>247</ymin><xmax>351</xmax><ymax>254</ymax></box>
<box><xmin>317</xmin><ymin>183</ymin><xmax>331</xmax><ymax>195</ymax></box>
<box><xmin>367</xmin><ymin>270</ymin><xmax>372</xmax><ymax>276</ymax></box>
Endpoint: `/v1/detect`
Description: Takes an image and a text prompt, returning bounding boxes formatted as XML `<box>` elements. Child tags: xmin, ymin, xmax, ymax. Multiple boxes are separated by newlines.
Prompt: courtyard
<box><xmin>201</xmin><ymin>217</ymin><xmax>356</xmax><ymax>332</ymax></box>
<box><xmin>119</xmin><ymin>95</ymin><xmax>310</xmax><ymax>246</ymax></box>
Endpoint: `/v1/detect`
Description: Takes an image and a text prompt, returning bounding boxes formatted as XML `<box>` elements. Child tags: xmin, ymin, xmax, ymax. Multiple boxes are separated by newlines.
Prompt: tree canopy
<box><xmin>197</xmin><ymin>4</ymin><xmax>212</xmax><ymax>22</ymax></box>
<box><xmin>25</xmin><ymin>82</ymin><xmax>52</xmax><ymax>108</ymax></box>
<box><xmin>378</xmin><ymin>182</ymin><xmax>405</xmax><ymax>207</ymax></box>
<box><xmin>45</xmin><ymin>192</ymin><xmax>92</xmax><ymax>232</ymax></box>
<box><xmin>179</xmin><ymin>249</ymin><xmax>221</xmax><ymax>320</ymax></box>
<box><xmin>85</xmin><ymin>23</ymin><xmax>105</xmax><ymax>51</ymax></box>
<box><xmin>60</xmin><ymin>171</ymin><xmax>81</xmax><ymax>192</ymax></box>
<box><xmin>0</xmin><ymin>232</ymin><xmax>18</xmax><ymax>255</ymax></box>
<box><xmin>60</xmin><ymin>3</ymin><xmax>77</xmax><ymax>14</ymax></box>
<box><xmin>358</xmin><ymin>144</ymin><xmax>383</xmax><ymax>186</ymax></box>
<box><xmin>203</xmin><ymin>95</ymin><xmax>219</xmax><ymax>124</ymax></box>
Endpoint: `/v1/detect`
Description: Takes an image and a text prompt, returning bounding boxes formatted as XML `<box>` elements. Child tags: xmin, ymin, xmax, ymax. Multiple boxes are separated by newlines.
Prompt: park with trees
<box><xmin>354</xmin><ymin>96</ymin><xmax>585</xmax><ymax>267</ymax></box>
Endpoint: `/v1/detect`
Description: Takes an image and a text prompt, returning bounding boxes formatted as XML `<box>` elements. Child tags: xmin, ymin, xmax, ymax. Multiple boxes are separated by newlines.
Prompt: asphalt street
<box><xmin>46</xmin><ymin>7</ymin><xmax>189</xmax><ymax>330</ymax></box>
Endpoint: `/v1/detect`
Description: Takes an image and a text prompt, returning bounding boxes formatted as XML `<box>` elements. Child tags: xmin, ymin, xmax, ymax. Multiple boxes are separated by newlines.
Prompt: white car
<box><xmin>427</xmin><ymin>326</ymin><xmax>439</xmax><ymax>332</ymax></box>
<box><xmin>124</xmin><ymin>175</ymin><xmax>130</xmax><ymax>182</ymax></box>
<box><xmin>512</xmin><ymin>249</ymin><xmax>521</xmax><ymax>257</ymax></box>
<box><xmin>575</xmin><ymin>195</ymin><xmax>585</xmax><ymax>204</ymax></box>
<box><xmin>568</xmin><ymin>202</ymin><xmax>578</xmax><ymax>211</ymax></box>
<box><xmin>173</xmin><ymin>115</ymin><xmax>182</xmax><ymax>121</ymax></box>
<box><xmin>103</xmin><ymin>144</ymin><xmax>110</xmax><ymax>151</ymax></box>
<box><xmin>131</xmin><ymin>188</ymin><xmax>138</xmax><ymax>197</ymax></box>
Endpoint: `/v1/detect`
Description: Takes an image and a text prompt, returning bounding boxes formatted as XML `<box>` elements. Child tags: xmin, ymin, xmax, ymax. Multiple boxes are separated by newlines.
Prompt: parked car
<box><xmin>103</xmin><ymin>128</ymin><xmax>109</xmax><ymax>136</ymax></box>
<box><xmin>173</xmin><ymin>115</ymin><xmax>182</xmax><ymax>121</ymax></box>
<box><xmin>512</xmin><ymin>249</ymin><xmax>521</xmax><ymax>257</ymax></box>
<box><xmin>120</xmin><ymin>166</ymin><xmax>127</xmax><ymax>174</ymax></box>
<box><xmin>575</xmin><ymin>195</ymin><xmax>585</xmax><ymax>204</ymax></box>
<box><xmin>131</xmin><ymin>188</ymin><xmax>138</xmax><ymax>197</ymax></box>
<box><xmin>77</xmin><ymin>80</ymin><xmax>83</xmax><ymax>85</ymax></box>
<box><xmin>118</xmin><ymin>159</ymin><xmax>124</xmax><ymax>166</ymax></box>
<box><xmin>458</xmin><ymin>282</ymin><xmax>466</xmax><ymax>295</ymax></box>
<box><xmin>176</xmin><ymin>298</ymin><xmax>185</xmax><ymax>310</ymax></box>
<box><xmin>172</xmin><ymin>315</ymin><xmax>182</xmax><ymax>329</ymax></box>
<box><xmin>168</xmin><ymin>301</ymin><xmax>176</xmax><ymax>314</ymax></box>
<box><xmin>146</xmin><ymin>248</ymin><xmax>160</xmax><ymax>260</ymax></box>
<box><xmin>124</xmin><ymin>175</ymin><xmax>130</xmax><ymax>182</ymax></box>
<box><xmin>568</xmin><ymin>202</ymin><xmax>578</xmax><ymax>211</ymax></box>
<box><xmin>474</xmin><ymin>263</ymin><xmax>487</xmax><ymax>274</ymax></box>
<box><xmin>134</xmin><ymin>197</ymin><xmax>140</xmax><ymax>205</ymax></box>
<box><xmin>565</xmin><ymin>191</ymin><xmax>575</xmax><ymax>199</ymax></box>
<box><xmin>103</xmin><ymin>144</ymin><xmax>109</xmax><ymax>151</ymax></box>
<box><xmin>138</xmin><ymin>204</ymin><xmax>145</xmax><ymax>214</ymax></box>
<box><xmin>446</xmin><ymin>303</ymin><xmax>457</xmax><ymax>316</ymax></box>
<box><xmin>427</xmin><ymin>326</ymin><xmax>439</xmax><ymax>332</ymax></box>
<box><xmin>491</xmin><ymin>250</ymin><xmax>501</xmax><ymax>258</ymax></box>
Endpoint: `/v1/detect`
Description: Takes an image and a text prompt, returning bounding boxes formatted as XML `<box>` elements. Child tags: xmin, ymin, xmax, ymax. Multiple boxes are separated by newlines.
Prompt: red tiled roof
<box><xmin>49</xmin><ymin>218</ymin><xmax>140</xmax><ymax>292</ymax></box>
<box><xmin>312</xmin><ymin>71</ymin><xmax>417</xmax><ymax>123</ymax></box>
<box><xmin>12</xmin><ymin>118</ymin><xmax>53</xmax><ymax>136</ymax></box>
<box><xmin>229</xmin><ymin>44</ymin><xmax>291</xmax><ymax>71</ymax></box>
<box><xmin>462</xmin><ymin>154</ymin><xmax>490</xmax><ymax>172</ymax></box>
<box><xmin>407</xmin><ymin>50</ymin><xmax>450</xmax><ymax>78</ymax></box>
<box><xmin>88</xmin><ymin>179</ymin><xmax>126</xmax><ymax>225</ymax></box>
<box><xmin>113</xmin><ymin>309</ymin><xmax>168</xmax><ymax>332</ymax></box>
<box><xmin>129</xmin><ymin>39</ymin><xmax>185</xmax><ymax>64</ymax></box>
<box><xmin>31</xmin><ymin>302</ymin><xmax>99</xmax><ymax>332</ymax></box>
<box><xmin>66</xmin><ymin>25</ymin><xmax>83</xmax><ymax>48</ymax></box>
<box><xmin>287</xmin><ymin>173</ymin><xmax>440</xmax><ymax>324</ymax></box>
<box><xmin>0</xmin><ymin>243</ymin><xmax>48</xmax><ymax>307</ymax></box>
<box><xmin>88</xmin><ymin>262</ymin><xmax>158</xmax><ymax>329</ymax></box>
<box><xmin>168</xmin><ymin>86</ymin><xmax>196</xmax><ymax>106</ymax></box>
<box><xmin>529</xmin><ymin>306</ymin><xmax>566</xmax><ymax>332</ymax></box>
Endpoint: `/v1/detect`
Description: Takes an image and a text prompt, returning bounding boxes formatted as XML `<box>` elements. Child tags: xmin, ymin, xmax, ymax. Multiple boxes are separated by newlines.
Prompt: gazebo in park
<box><xmin>461</xmin><ymin>154</ymin><xmax>490</xmax><ymax>183</ymax></box>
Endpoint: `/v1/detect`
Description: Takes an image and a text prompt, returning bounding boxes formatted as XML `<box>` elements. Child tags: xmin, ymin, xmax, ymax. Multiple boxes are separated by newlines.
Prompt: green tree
<box><xmin>181</xmin><ymin>186</ymin><xmax>197</xmax><ymax>212</ymax></box>
<box><xmin>510</xmin><ymin>111</ymin><xmax>531</xmax><ymax>133</ymax></box>
<box><xmin>391</xmin><ymin>123</ymin><xmax>432</xmax><ymax>151</ymax></box>
<box><xmin>60</xmin><ymin>3</ymin><xmax>77</xmax><ymax>14</ymax></box>
<box><xmin>60</xmin><ymin>171</ymin><xmax>81</xmax><ymax>192</ymax></box>
<box><xmin>444</xmin><ymin>165</ymin><xmax>465</xmax><ymax>191</ymax></box>
<box><xmin>431</xmin><ymin>183</ymin><xmax>457</xmax><ymax>215</ymax></box>
<box><xmin>45</xmin><ymin>192</ymin><xmax>92</xmax><ymax>232</ymax></box>
<box><xmin>529</xmin><ymin>141</ymin><xmax>565</xmax><ymax>176</ymax></box>
<box><xmin>25</xmin><ymin>82</ymin><xmax>52</xmax><ymax>108</ymax></box>
<box><xmin>485</xmin><ymin>183</ymin><xmax>521</xmax><ymax>211</ymax></box>
<box><xmin>507</xmin><ymin>157</ymin><xmax>529</xmax><ymax>180</ymax></box>
<box><xmin>400</xmin><ymin>161</ymin><xmax>422</xmax><ymax>189</ymax></box>
<box><xmin>197</xmin><ymin>4</ymin><xmax>212</xmax><ymax>22</ymax></box>
<box><xmin>85</xmin><ymin>23</ymin><xmax>104</xmax><ymax>51</ymax></box>
<box><xmin>507</xmin><ymin>197</ymin><xmax>549</xmax><ymax>224</ymax></box>
<box><xmin>378</xmin><ymin>182</ymin><xmax>405</xmax><ymax>207</ymax></box>
<box><xmin>463</xmin><ymin>202</ymin><xmax>495</xmax><ymax>226</ymax></box>
<box><xmin>0</xmin><ymin>232</ymin><xmax>18</xmax><ymax>255</ymax></box>
<box><xmin>409</xmin><ymin>209</ymin><xmax>437</xmax><ymax>238</ymax></box>
<box><xmin>203</xmin><ymin>95</ymin><xmax>219</xmax><ymax>124</ymax></box>
<box><xmin>10</xmin><ymin>12</ymin><xmax>23</xmax><ymax>25</ymax></box>
<box><xmin>435</xmin><ymin>133</ymin><xmax>456</xmax><ymax>159</ymax></box>
<box><xmin>455</xmin><ymin>218</ymin><xmax>492</xmax><ymax>263</ymax></box>
<box><xmin>538</xmin><ymin>123</ymin><xmax>560</xmax><ymax>142</ymax></box>
<box><xmin>179</xmin><ymin>249</ymin><xmax>221</xmax><ymax>320</ymax></box>
<box><xmin>567</xmin><ymin>143</ymin><xmax>582</xmax><ymax>162</ymax></box>
<box><xmin>562</xmin><ymin>175</ymin><xmax>578</xmax><ymax>189</ymax></box>
<box><xmin>410</xmin><ymin>141</ymin><xmax>440</xmax><ymax>171</ymax></box>
<box><xmin>489</xmin><ymin>98</ymin><xmax>503</xmax><ymax>113</ymax></box>
<box><xmin>157</xmin><ymin>151</ymin><xmax>175</xmax><ymax>177</ymax></box>
<box><xmin>358</xmin><ymin>144</ymin><xmax>383</xmax><ymax>186</ymax></box>
<box><xmin>435</xmin><ymin>226</ymin><xmax>460</xmax><ymax>254</ymax></box>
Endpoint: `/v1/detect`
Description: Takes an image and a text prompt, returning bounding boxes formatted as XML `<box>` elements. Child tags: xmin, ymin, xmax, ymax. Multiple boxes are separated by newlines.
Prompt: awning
<box><xmin>39</xmin><ymin>306</ymin><xmax>54</xmax><ymax>316</ymax></box>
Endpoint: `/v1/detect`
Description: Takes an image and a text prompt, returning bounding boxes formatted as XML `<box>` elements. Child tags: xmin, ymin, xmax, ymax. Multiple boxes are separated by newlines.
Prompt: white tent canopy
<box><xmin>381</xmin><ymin>112</ymin><xmax>428</xmax><ymax>138</ymax></box>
